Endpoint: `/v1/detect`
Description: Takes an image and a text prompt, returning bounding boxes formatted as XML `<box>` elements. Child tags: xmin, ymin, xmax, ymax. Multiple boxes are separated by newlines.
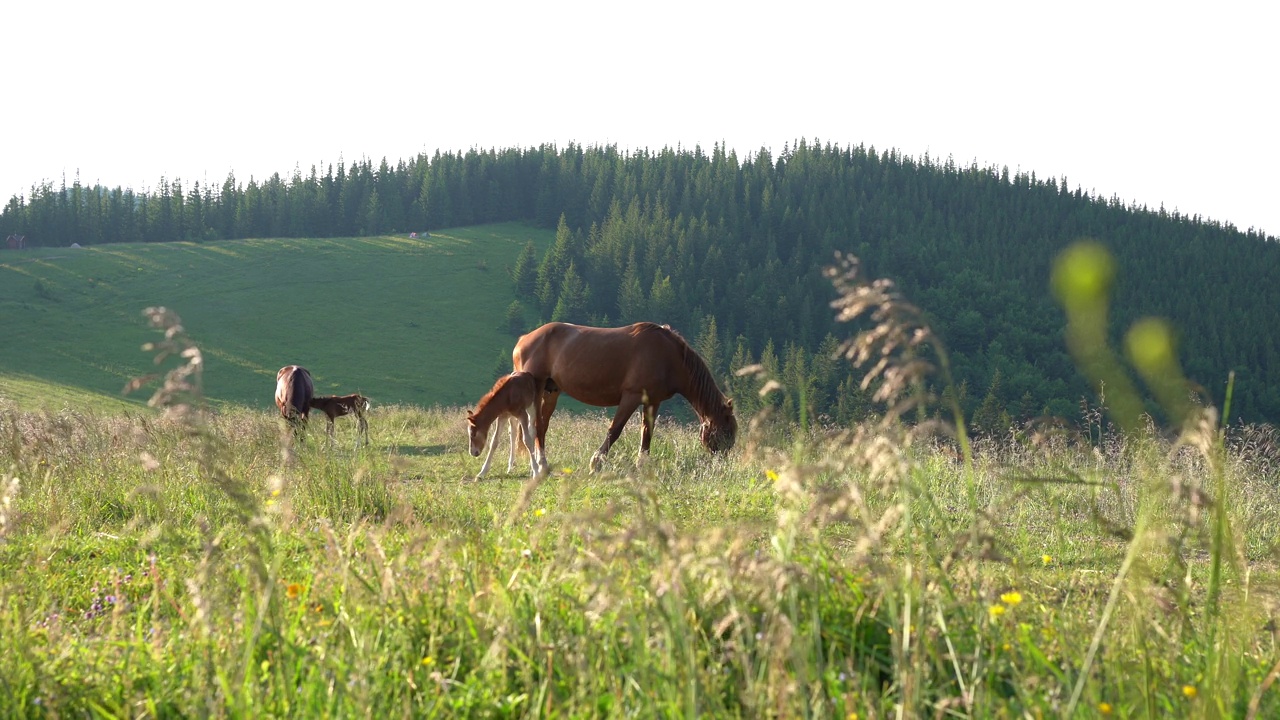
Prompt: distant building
<box><xmin>5</xmin><ymin>234</ymin><xmax>26</xmax><ymax>250</ymax></box>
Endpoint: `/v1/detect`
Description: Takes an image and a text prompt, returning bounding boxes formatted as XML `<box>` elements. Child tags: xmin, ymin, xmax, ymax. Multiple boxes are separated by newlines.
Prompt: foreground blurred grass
<box><xmin>2</xmin><ymin>398</ymin><xmax>1278</xmax><ymax>718</ymax></box>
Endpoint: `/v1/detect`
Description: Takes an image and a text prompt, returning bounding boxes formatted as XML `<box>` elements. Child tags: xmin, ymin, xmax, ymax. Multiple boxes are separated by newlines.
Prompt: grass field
<box><xmin>0</xmin><ymin>223</ymin><xmax>553</xmax><ymax>412</ymax></box>
<box><xmin>2</xmin><ymin>235</ymin><xmax>1279</xmax><ymax>717</ymax></box>
<box><xmin>3</xmin><ymin>385</ymin><xmax>1278</xmax><ymax>717</ymax></box>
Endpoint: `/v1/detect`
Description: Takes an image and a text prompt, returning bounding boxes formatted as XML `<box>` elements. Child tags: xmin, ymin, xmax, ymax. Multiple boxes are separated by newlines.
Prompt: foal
<box><xmin>466</xmin><ymin>371</ymin><xmax>545</xmax><ymax>480</ymax></box>
<box><xmin>309</xmin><ymin>394</ymin><xmax>371</xmax><ymax>446</ymax></box>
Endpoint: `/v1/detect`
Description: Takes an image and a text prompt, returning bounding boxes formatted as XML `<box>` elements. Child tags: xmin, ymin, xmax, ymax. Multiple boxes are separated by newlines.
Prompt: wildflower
<box><xmin>285</xmin><ymin>583</ymin><xmax>303</xmax><ymax>600</ymax></box>
<box><xmin>271</xmin><ymin>488</ymin><xmax>281</xmax><ymax>498</ymax></box>
<box><xmin>1001</xmin><ymin>591</ymin><xmax>1023</xmax><ymax>606</ymax></box>
<box><xmin>1042</xmin><ymin>554</ymin><xmax>1053</xmax><ymax>565</ymax></box>
<box><xmin>988</xmin><ymin>604</ymin><xmax>1006</xmax><ymax>620</ymax></box>
<box><xmin>1098</xmin><ymin>701</ymin><xmax>1112</xmax><ymax>714</ymax></box>
<box><xmin>421</xmin><ymin>656</ymin><xmax>434</xmax><ymax>667</ymax></box>
<box><xmin>522</xmin><ymin>549</ymin><xmax>532</xmax><ymax>559</ymax></box>
<box><xmin>766</xmin><ymin>469</ymin><xmax>780</xmax><ymax>482</ymax></box>
<box><xmin>1182</xmin><ymin>685</ymin><xmax>1197</xmax><ymax>699</ymax></box>
<box><xmin>562</xmin><ymin>468</ymin><xmax>574</xmax><ymax>475</ymax></box>
<box><xmin>534</xmin><ymin>508</ymin><xmax>546</xmax><ymax>517</ymax></box>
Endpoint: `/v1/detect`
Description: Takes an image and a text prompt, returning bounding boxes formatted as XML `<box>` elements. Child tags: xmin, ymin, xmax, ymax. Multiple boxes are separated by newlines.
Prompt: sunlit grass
<box><xmin>2</xmin><ymin>397</ymin><xmax>1277</xmax><ymax>717</ymax></box>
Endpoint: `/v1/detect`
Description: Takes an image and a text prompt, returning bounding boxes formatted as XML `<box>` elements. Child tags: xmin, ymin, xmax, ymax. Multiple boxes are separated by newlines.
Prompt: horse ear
<box><xmin>726</xmin><ymin>397</ymin><xmax>734</xmax><ymax>409</ymax></box>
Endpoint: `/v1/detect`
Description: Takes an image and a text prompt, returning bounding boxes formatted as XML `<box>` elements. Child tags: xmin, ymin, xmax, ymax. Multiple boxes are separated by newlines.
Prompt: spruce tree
<box><xmin>511</xmin><ymin>241</ymin><xmax>539</xmax><ymax>298</ymax></box>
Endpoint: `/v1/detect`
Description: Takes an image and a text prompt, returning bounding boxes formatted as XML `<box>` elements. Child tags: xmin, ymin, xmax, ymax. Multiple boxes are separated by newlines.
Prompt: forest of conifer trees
<box><xmin>4</xmin><ymin>141</ymin><xmax>1278</xmax><ymax>426</ymax></box>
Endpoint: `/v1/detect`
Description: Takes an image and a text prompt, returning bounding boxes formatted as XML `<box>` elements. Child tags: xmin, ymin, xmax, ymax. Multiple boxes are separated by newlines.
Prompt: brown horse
<box><xmin>275</xmin><ymin>365</ymin><xmax>315</xmax><ymax>434</ymax></box>
<box><xmin>466</xmin><ymin>371</ymin><xmax>544</xmax><ymax>479</ymax></box>
<box><xmin>310</xmin><ymin>394</ymin><xmax>371</xmax><ymax>446</ymax></box>
<box><xmin>512</xmin><ymin>322</ymin><xmax>736</xmax><ymax>472</ymax></box>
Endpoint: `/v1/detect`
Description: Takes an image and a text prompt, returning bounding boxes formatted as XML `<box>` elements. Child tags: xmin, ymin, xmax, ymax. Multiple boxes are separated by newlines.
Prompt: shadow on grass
<box><xmin>393</xmin><ymin>444</ymin><xmax>450</xmax><ymax>457</ymax></box>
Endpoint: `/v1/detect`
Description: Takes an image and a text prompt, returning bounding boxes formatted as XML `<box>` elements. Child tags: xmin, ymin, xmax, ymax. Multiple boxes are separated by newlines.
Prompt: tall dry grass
<box><xmin>0</xmin><ymin>245</ymin><xmax>1277</xmax><ymax>717</ymax></box>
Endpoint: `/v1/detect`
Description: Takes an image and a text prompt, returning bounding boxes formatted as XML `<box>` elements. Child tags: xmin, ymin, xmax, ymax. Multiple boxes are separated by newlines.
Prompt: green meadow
<box><xmin>0</xmin><ymin>223</ymin><xmax>553</xmax><ymax>412</ymax></box>
<box><xmin>1</xmin><ymin>233</ymin><xmax>1278</xmax><ymax>718</ymax></box>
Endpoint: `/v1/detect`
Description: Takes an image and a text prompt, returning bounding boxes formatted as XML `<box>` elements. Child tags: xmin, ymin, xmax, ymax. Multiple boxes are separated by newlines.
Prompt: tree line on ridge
<box><xmin>4</xmin><ymin>141</ymin><xmax>1278</xmax><ymax>427</ymax></box>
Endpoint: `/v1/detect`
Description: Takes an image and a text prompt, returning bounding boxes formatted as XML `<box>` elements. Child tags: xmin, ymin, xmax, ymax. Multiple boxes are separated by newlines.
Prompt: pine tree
<box><xmin>536</xmin><ymin>215</ymin><xmax>575</xmax><ymax>317</ymax></box>
<box><xmin>550</xmin><ymin>261</ymin><xmax>591</xmax><ymax>324</ymax></box>
<box><xmin>695</xmin><ymin>315</ymin><xmax>723</xmax><ymax>376</ymax></box>
<box><xmin>616</xmin><ymin>253</ymin><xmax>647</xmax><ymax>322</ymax></box>
<box><xmin>648</xmin><ymin>271</ymin><xmax>677</xmax><ymax>323</ymax></box>
<box><xmin>971</xmin><ymin>369</ymin><xmax>1007</xmax><ymax>437</ymax></box>
<box><xmin>505</xmin><ymin>300</ymin><xmax>527</xmax><ymax>336</ymax></box>
<box><xmin>511</xmin><ymin>241</ymin><xmax>539</xmax><ymax>298</ymax></box>
<box><xmin>759</xmin><ymin>339</ymin><xmax>781</xmax><ymax>410</ymax></box>
<box><xmin>726</xmin><ymin>335</ymin><xmax>758</xmax><ymax>417</ymax></box>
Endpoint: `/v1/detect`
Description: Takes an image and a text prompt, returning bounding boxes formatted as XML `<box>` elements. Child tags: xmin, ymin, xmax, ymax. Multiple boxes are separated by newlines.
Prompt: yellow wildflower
<box><xmin>285</xmin><ymin>582</ymin><xmax>303</xmax><ymax>600</ymax></box>
<box><xmin>421</xmin><ymin>656</ymin><xmax>435</xmax><ymax>667</ymax></box>
<box><xmin>1001</xmin><ymin>591</ymin><xmax>1023</xmax><ymax>606</ymax></box>
<box><xmin>988</xmin><ymin>604</ymin><xmax>1006</xmax><ymax>619</ymax></box>
<box><xmin>766</xmin><ymin>469</ymin><xmax>780</xmax><ymax>482</ymax></box>
<box><xmin>1098</xmin><ymin>701</ymin><xmax>1112</xmax><ymax>714</ymax></box>
<box><xmin>534</xmin><ymin>508</ymin><xmax>546</xmax><ymax>517</ymax></box>
<box><xmin>1042</xmin><ymin>554</ymin><xmax>1053</xmax><ymax>565</ymax></box>
<box><xmin>1182</xmin><ymin>685</ymin><xmax>1197</xmax><ymax>699</ymax></box>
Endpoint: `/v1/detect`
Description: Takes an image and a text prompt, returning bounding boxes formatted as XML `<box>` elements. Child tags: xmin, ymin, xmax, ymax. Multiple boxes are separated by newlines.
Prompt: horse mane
<box><xmin>474</xmin><ymin>373</ymin><xmax>530</xmax><ymax>415</ymax></box>
<box><xmin>639</xmin><ymin>323</ymin><xmax>729</xmax><ymax>419</ymax></box>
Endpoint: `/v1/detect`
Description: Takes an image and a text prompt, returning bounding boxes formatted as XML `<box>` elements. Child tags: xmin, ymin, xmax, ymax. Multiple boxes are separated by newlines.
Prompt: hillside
<box><xmin>5</xmin><ymin>142</ymin><xmax>1279</xmax><ymax>425</ymax></box>
<box><xmin>0</xmin><ymin>223</ymin><xmax>553</xmax><ymax>410</ymax></box>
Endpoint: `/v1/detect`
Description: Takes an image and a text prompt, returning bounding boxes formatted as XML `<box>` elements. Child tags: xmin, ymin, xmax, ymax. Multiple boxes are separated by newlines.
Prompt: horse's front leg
<box><xmin>592</xmin><ymin>395</ymin><xmax>642</xmax><ymax>472</ymax></box>
<box><xmin>534</xmin><ymin>390</ymin><xmax>559</xmax><ymax>477</ymax></box>
<box><xmin>519</xmin><ymin>407</ymin><xmax>540</xmax><ymax>479</ymax></box>
<box><xmin>476</xmin><ymin>421</ymin><xmax>502</xmax><ymax>480</ymax></box>
<box><xmin>356</xmin><ymin>412</ymin><xmax>369</xmax><ymax>448</ymax></box>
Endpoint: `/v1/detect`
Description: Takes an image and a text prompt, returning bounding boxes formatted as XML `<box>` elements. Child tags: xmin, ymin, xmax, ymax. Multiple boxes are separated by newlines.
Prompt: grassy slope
<box><xmin>0</xmin><ymin>223</ymin><xmax>552</xmax><ymax>412</ymax></box>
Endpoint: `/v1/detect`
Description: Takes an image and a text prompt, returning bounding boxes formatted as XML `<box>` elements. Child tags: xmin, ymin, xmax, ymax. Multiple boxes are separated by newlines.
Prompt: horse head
<box><xmin>465</xmin><ymin>411</ymin><xmax>486</xmax><ymax>457</ymax></box>
<box><xmin>700</xmin><ymin>398</ymin><xmax>737</xmax><ymax>454</ymax></box>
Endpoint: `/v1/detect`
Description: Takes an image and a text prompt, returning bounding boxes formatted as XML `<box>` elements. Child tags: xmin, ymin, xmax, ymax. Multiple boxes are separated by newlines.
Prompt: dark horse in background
<box><xmin>275</xmin><ymin>365</ymin><xmax>314</xmax><ymax>435</ymax></box>
<box><xmin>310</xmin><ymin>393</ymin><xmax>371</xmax><ymax>447</ymax></box>
<box><xmin>513</xmin><ymin>322</ymin><xmax>736</xmax><ymax>473</ymax></box>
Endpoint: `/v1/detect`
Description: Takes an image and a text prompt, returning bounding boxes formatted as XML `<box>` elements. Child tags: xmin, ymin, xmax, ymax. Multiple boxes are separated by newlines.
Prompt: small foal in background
<box><xmin>466</xmin><ymin>371</ymin><xmax>545</xmax><ymax>480</ymax></box>
<box><xmin>309</xmin><ymin>394</ymin><xmax>371</xmax><ymax>447</ymax></box>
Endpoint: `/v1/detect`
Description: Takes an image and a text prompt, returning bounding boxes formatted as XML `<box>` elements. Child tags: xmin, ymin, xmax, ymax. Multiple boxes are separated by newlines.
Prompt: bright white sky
<box><xmin>6</xmin><ymin>1</ymin><xmax>1277</xmax><ymax>236</ymax></box>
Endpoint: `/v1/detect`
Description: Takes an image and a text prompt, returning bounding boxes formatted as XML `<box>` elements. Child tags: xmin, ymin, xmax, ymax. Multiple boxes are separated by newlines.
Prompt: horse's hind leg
<box><xmin>638</xmin><ymin>401</ymin><xmax>661</xmax><ymax>467</ymax></box>
<box><xmin>505</xmin><ymin>416</ymin><xmax>518</xmax><ymax>473</ymax></box>
<box><xmin>519</xmin><ymin>408</ymin><xmax>540</xmax><ymax>479</ymax></box>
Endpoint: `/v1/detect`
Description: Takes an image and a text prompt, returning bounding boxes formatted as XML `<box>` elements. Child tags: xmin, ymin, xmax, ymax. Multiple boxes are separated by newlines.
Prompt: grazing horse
<box><xmin>309</xmin><ymin>394</ymin><xmax>371</xmax><ymax>446</ymax></box>
<box><xmin>466</xmin><ymin>371</ymin><xmax>544</xmax><ymax>480</ymax></box>
<box><xmin>275</xmin><ymin>365</ymin><xmax>315</xmax><ymax>435</ymax></box>
<box><xmin>512</xmin><ymin>322</ymin><xmax>736</xmax><ymax>472</ymax></box>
